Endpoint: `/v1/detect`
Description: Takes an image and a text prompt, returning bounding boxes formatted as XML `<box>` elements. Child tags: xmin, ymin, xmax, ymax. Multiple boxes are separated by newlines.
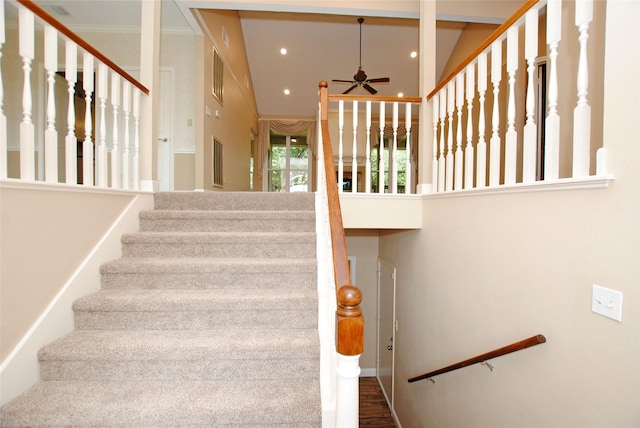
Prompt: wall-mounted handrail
<box><xmin>408</xmin><ymin>334</ymin><xmax>546</xmax><ymax>383</ymax></box>
<box><xmin>16</xmin><ymin>0</ymin><xmax>149</xmax><ymax>95</ymax></box>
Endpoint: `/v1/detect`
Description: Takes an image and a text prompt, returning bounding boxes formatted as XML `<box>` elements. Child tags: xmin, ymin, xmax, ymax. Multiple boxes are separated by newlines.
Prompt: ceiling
<box><xmin>23</xmin><ymin>1</ymin><xmax>519</xmax><ymax>118</ymax></box>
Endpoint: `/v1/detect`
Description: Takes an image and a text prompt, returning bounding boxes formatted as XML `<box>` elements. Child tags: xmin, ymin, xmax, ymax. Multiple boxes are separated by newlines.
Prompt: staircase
<box><xmin>0</xmin><ymin>192</ymin><xmax>322</xmax><ymax>427</ymax></box>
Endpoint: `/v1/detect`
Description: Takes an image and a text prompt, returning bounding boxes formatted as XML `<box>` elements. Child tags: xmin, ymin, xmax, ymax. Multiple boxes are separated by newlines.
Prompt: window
<box><xmin>212</xmin><ymin>48</ymin><xmax>223</xmax><ymax>103</ymax></box>
<box><xmin>371</xmin><ymin>136</ymin><xmax>408</xmax><ymax>193</ymax></box>
<box><xmin>212</xmin><ymin>138</ymin><xmax>223</xmax><ymax>187</ymax></box>
<box><xmin>267</xmin><ymin>134</ymin><xmax>309</xmax><ymax>192</ymax></box>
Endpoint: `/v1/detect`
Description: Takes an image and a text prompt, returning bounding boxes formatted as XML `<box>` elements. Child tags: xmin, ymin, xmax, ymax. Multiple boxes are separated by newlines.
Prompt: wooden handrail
<box><xmin>16</xmin><ymin>0</ymin><xmax>149</xmax><ymax>95</ymax></box>
<box><xmin>427</xmin><ymin>0</ymin><xmax>542</xmax><ymax>100</ymax></box>
<box><xmin>319</xmin><ymin>81</ymin><xmax>364</xmax><ymax>356</ymax></box>
<box><xmin>408</xmin><ymin>334</ymin><xmax>546</xmax><ymax>383</ymax></box>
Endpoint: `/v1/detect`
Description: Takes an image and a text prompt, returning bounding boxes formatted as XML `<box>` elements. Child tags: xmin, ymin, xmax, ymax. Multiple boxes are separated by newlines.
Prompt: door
<box><xmin>157</xmin><ymin>69</ymin><xmax>173</xmax><ymax>190</ymax></box>
<box><xmin>377</xmin><ymin>258</ymin><xmax>396</xmax><ymax>409</ymax></box>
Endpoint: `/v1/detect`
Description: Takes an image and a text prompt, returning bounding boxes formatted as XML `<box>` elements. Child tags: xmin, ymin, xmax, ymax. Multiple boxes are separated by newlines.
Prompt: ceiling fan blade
<box><xmin>332</xmin><ymin>79</ymin><xmax>355</xmax><ymax>84</ymax></box>
<box><xmin>363</xmin><ymin>84</ymin><xmax>377</xmax><ymax>95</ymax></box>
<box><xmin>343</xmin><ymin>84</ymin><xmax>358</xmax><ymax>95</ymax></box>
<box><xmin>367</xmin><ymin>77</ymin><xmax>390</xmax><ymax>84</ymax></box>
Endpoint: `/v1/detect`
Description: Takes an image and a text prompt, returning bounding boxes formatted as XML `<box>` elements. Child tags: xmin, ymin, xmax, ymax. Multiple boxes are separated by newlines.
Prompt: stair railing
<box><xmin>408</xmin><ymin>334</ymin><xmax>546</xmax><ymax>383</ymax></box>
<box><xmin>316</xmin><ymin>81</ymin><xmax>364</xmax><ymax>427</ymax></box>
<box><xmin>1</xmin><ymin>0</ymin><xmax>149</xmax><ymax>189</ymax></box>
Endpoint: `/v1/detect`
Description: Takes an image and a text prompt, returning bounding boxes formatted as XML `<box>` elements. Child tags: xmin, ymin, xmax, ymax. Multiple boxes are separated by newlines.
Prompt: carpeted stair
<box><xmin>0</xmin><ymin>191</ymin><xmax>321</xmax><ymax>427</ymax></box>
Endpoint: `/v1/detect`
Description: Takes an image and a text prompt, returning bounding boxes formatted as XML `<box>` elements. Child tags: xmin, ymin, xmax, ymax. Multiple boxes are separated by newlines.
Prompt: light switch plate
<box><xmin>592</xmin><ymin>284</ymin><xmax>623</xmax><ymax>322</ymax></box>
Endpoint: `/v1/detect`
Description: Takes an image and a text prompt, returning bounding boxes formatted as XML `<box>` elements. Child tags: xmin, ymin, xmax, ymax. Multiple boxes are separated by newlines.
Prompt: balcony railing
<box><xmin>1</xmin><ymin>0</ymin><xmax>149</xmax><ymax>189</ymax></box>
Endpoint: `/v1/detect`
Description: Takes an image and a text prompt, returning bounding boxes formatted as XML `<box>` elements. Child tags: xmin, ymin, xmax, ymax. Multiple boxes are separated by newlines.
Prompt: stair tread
<box><xmin>140</xmin><ymin>209</ymin><xmax>315</xmax><ymax>219</ymax></box>
<box><xmin>74</xmin><ymin>289</ymin><xmax>318</xmax><ymax>311</ymax></box>
<box><xmin>122</xmin><ymin>231</ymin><xmax>316</xmax><ymax>242</ymax></box>
<box><xmin>39</xmin><ymin>329</ymin><xmax>319</xmax><ymax>361</ymax></box>
<box><xmin>101</xmin><ymin>257</ymin><xmax>317</xmax><ymax>273</ymax></box>
<box><xmin>0</xmin><ymin>379</ymin><xmax>321</xmax><ymax>426</ymax></box>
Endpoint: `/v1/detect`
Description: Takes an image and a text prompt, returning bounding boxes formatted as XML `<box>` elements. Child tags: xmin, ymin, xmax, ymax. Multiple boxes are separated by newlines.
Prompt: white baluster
<box><xmin>19</xmin><ymin>8</ymin><xmax>35</xmax><ymax>181</ymax></box>
<box><xmin>133</xmin><ymin>89</ymin><xmax>140</xmax><ymax>190</ymax></box>
<box><xmin>0</xmin><ymin>0</ymin><xmax>5</xmax><ymax>179</ymax></box>
<box><xmin>431</xmin><ymin>93</ymin><xmax>439</xmax><ymax>192</ymax></box>
<box><xmin>65</xmin><ymin>41</ymin><xmax>77</xmax><ymax>184</ymax></box>
<box><xmin>477</xmin><ymin>52</ymin><xmax>488</xmax><ymax>188</ymax></box>
<box><xmin>523</xmin><ymin>9</ymin><xmax>539</xmax><ymax>183</ymax></box>
<box><xmin>454</xmin><ymin>73</ymin><xmax>464</xmax><ymax>190</ymax></box>
<box><xmin>97</xmin><ymin>63</ymin><xmax>108</xmax><ymax>187</ymax></box>
<box><xmin>391</xmin><ymin>102</ymin><xmax>398</xmax><ymax>194</ymax></box>
<box><xmin>44</xmin><ymin>26</ymin><xmax>58</xmax><ymax>183</ymax></box>
<box><xmin>379</xmin><ymin>101</ymin><xmax>386</xmax><ymax>193</ymax></box>
<box><xmin>573</xmin><ymin>0</ymin><xmax>592</xmax><ymax>177</ymax></box>
<box><xmin>405</xmin><ymin>102</ymin><xmax>412</xmax><ymax>194</ymax></box>
<box><xmin>110</xmin><ymin>72</ymin><xmax>121</xmax><ymax>188</ymax></box>
<box><xmin>489</xmin><ymin>41</ymin><xmax>502</xmax><ymax>187</ymax></box>
<box><xmin>464</xmin><ymin>63</ymin><xmax>475</xmax><ymax>189</ymax></box>
<box><xmin>437</xmin><ymin>89</ymin><xmax>446</xmax><ymax>192</ymax></box>
<box><xmin>351</xmin><ymin>100</ymin><xmax>358</xmax><ymax>193</ymax></box>
<box><xmin>338</xmin><ymin>100</ymin><xmax>344</xmax><ymax>193</ymax></box>
<box><xmin>545</xmin><ymin>0</ymin><xmax>562</xmax><ymax>180</ymax></box>
<box><xmin>445</xmin><ymin>82</ymin><xmax>455</xmax><ymax>191</ymax></box>
<box><xmin>365</xmin><ymin>101</ymin><xmax>371</xmax><ymax>193</ymax></box>
<box><xmin>122</xmin><ymin>81</ymin><xmax>131</xmax><ymax>190</ymax></box>
<box><xmin>83</xmin><ymin>53</ymin><xmax>94</xmax><ymax>186</ymax></box>
<box><xmin>504</xmin><ymin>27</ymin><xmax>518</xmax><ymax>185</ymax></box>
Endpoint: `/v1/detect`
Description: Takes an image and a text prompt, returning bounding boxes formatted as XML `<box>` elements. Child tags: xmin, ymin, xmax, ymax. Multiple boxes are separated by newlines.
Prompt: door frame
<box><xmin>376</xmin><ymin>257</ymin><xmax>397</xmax><ymax>410</ymax></box>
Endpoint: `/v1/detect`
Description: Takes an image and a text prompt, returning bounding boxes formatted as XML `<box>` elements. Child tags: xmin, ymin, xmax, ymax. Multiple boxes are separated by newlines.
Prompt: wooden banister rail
<box><xmin>427</xmin><ymin>0</ymin><xmax>541</xmax><ymax>100</ymax></box>
<box><xmin>408</xmin><ymin>334</ymin><xmax>546</xmax><ymax>383</ymax></box>
<box><xmin>16</xmin><ymin>0</ymin><xmax>149</xmax><ymax>95</ymax></box>
<box><xmin>319</xmin><ymin>81</ymin><xmax>364</xmax><ymax>356</ymax></box>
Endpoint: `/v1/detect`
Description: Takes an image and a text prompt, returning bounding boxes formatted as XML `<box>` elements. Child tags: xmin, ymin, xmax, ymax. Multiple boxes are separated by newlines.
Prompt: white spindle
<box><xmin>437</xmin><ymin>89</ymin><xmax>446</xmax><ymax>192</ymax></box>
<box><xmin>464</xmin><ymin>63</ymin><xmax>475</xmax><ymax>189</ymax></box>
<box><xmin>379</xmin><ymin>101</ymin><xmax>386</xmax><ymax>193</ymax></box>
<box><xmin>0</xmin><ymin>0</ymin><xmax>5</xmax><ymax>179</ymax></box>
<box><xmin>351</xmin><ymin>100</ymin><xmax>358</xmax><ymax>193</ymax></box>
<box><xmin>391</xmin><ymin>102</ymin><xmax>398</xmax><ymax>193</ymax></box>
<box><xmin>65</xmin><ymin>41</ymin><xmax>77</xmax><ymax>184</ymax></box>
<box><xmin>83</xmin><ymin>53</ymin><xmax>94</xmax><ymax>186</ymax></box>
<box><xmin>523</xmin><ymin>9</ymin><xmax>539</xmax><ymax>183</ymax></box>
<box><xmin>545</xmin><ymin>0</ymin><xmax>562</xmax><ymax>180</ymax></box>
<box><xmin>445</xmin><ymin>82</ymin><xmax>455</xmax><ymax>191</ymax></box>
<box><xmin>454</xmin><ymin>73</ymin><xmax>464</xmax><ymax>190</ymax></box>
<box><xmin>405</xmin><ymin>102</ymin><xmax>412</xmax><ymax>194</ymax></box>
<box><xmin>365</xmin><ymin>101</ymin><xmax>372</xmax><ymax>193</ymax></box>
<box><xmin>44</xmin><ymin>26</ymin><xmax>58</xmax><ymax>183</ymax></box>
<box><xmin>504</xmin><ymin>27</ymin><xmax>518</xmax><ymax>185</ymax></box>
<box><xmin>477</xmin><ymin>52</ymin><xmax>488</xmax><ymax>188</ymax></box>
<box><xmin>97</xmin><ymin>63</ymin><xmax>108</xmax><ymax>187</ymax></box>
<box><xmin>19</xmin><ymin>8</ymin><xmax>35</xmax><ymax>181</ymax></box>
<box><xmin>338</xmin><ymin>100</ymin><xmax>344</xmax><ymax>193</ymax></box>
<box><xmin>122</xmin><ymin>81</ymin><xmax>131</xmax><ymax>190</ymax></box>
<box><xmin>573</xmin><ymin>0</ymin><xmax>592</xmax><ymax>177</ymax></box>
<box><xmin>431</xmin><ymin>93</ymin><xmax>439</xmax><ymax>192</ymax></box>
<box><xmin>489</xmin><ymin>41</ymin><xmax>502</xmax><ymax>187</ymax></box>
<box><xmin>111</xmin><ymin>72</ymin><xmax>121</xmax><ymax>188</ymax></box>
<box><xmin>133</xmin><ymin>89</ymin><xmax>140</xmax><ymax>190</ymax></box>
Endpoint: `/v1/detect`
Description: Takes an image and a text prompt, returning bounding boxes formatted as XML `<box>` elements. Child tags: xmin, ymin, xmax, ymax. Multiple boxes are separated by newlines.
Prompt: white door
<box><xmin>377</xmin><ymin>258</ymin><xmax>396</xmax><ymax>409</ymax></box>
<box><xmin>157</xmin><ymin>70</ymin><xmax>173</xmax><ymax>191</ymax></box>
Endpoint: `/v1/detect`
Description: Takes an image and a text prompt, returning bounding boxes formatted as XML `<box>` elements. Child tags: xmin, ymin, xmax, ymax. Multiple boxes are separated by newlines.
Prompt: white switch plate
<box><xmin>592</xmin><ymin>284</ymin><xmax>623</xmax><ymax>322</ymax></box>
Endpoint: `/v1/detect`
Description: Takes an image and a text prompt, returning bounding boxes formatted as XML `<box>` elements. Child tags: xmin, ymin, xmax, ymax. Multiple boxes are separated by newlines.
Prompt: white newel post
<box><xmin>338</xmin><ymin>100</ymin><xmax>344</xmax><ymax>193</ymax></box>
<box><xmin>0</xmin><ymin>0</ymin><xmax>5</xmax><ymax>179</ymax></box>
<box><xmin>83</xmin><ymin>53</ymin><xmax>94</xmax><ymax>186</ymax></box>
<box><xmin>454</xmin><ymin>74</ymin><xmax>464</xmax><ymax>190</ymax></box>
<box><xmin>489</xmin><ymin>41</ymin><xmax>502</xmax><ymax>187</ymax></box>
<box><xmin>476</xmin><ymin>52</ymin><xmax>488</xmax><ymax>188</ymax></box>
<box><xmin>504</xmin><ymin>27</ymin><xmax>518</xmax><ymax>185</ymax></box>
<box><xmin>365</xmin><ymin>101</ymin><xmax>371</xmax><ymax>193</ymax></box>
<box><xmin>573</xmin><ymin>0</ymin><xmax>592</xmax><ymax>178</ymax></box>
<box><xmin>523</xmin><ymin>9</ymin><xmax>539</xmax><ymax>183</ymax></box>
<box><xmin>65</xmin><ymin>41</ymin><xmax>77</xmax><ymax>185</ymax></box>
<box><xmin>351</xmin><ymin>100</ymin><xmax>358</xmax><ymax>193</ymax></box>
<box><xmin>464</xmin><ymin>63</ymin><xmax>475</xmax><ymax>189</ymax></box>
<box><xmin>19</xmin><ymin>7</ymin><xmax>34</xmax><ymax>181</ymax></box>
<box><xmin>44</xmin><ymin>25</ymin><xmax>58</xmax><ymax>183</ymax></box>
<box><xmin>335</xmin><ymin>354</ymin><xmax>361</xmax><ymax>428</ymax></box>
<box><xmin>545</xmin><ymin>0</ymin><xmax>562</xmax><ymax>180</ymax></box>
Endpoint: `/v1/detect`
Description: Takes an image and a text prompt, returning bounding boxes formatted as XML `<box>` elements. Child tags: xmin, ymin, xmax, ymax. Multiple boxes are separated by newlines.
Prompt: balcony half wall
<box><xmin>340</xmin><ymin>194</ymin><xmax>422</xmax><ymax>229</ymax></box>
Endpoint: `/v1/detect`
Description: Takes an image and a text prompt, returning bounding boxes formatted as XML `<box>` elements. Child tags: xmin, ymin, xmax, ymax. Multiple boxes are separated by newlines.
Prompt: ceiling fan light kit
<box><xmin>332</xmin><ymin>17</ymin><xmax>390</xmax><ymax>95</ymax></box>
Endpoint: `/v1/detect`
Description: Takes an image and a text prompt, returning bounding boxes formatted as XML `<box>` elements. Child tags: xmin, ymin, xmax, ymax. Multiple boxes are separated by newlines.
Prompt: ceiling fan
<box><xmin>332</xmin><ymin>17</ymin><xmax>390</xmax><ymax>95</ymax></box>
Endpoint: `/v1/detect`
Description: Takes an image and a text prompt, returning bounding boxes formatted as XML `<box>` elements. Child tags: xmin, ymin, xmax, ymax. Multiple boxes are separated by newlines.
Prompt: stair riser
<box><xmin>40</xmin><ymin>358</ymin><xmax>319</xmax><ymax>382</ymax></box>
<box><xmin>139</xmin><ymin>218</ymin><xmax>315</xmax><ymax>233</ymax></box>
<box><xmin>101</xmin><ymin>272</ymin><xmax>317</xmax><ymax>290</ymax></box>
<box><xmin>74</xmin><ymin>310</ymin><xmax>318</xmax><ymax>330</ymax></box>
<box><xmin>121</xmin><ymin>243</ymin><xmax>316</xmax><ymax>259</ymax></box>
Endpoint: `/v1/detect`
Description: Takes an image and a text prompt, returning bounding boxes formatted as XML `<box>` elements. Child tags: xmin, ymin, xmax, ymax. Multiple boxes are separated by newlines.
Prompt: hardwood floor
<box><xmin>359</xmin><ymin>376</ymin><xmax>396</xmax><ymax>427</ymax></box>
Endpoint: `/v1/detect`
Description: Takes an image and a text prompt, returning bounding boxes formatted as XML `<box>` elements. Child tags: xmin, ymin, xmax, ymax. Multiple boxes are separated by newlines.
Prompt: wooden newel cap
<box><xmin>337</xmin><ymin>285</ymin><xmax>362</xmax><ymax>317</ymax></box>
<box><xmin>319</xmin><ymin>81</ymin><xmax>328</xmax><ymax>89</ymax></box>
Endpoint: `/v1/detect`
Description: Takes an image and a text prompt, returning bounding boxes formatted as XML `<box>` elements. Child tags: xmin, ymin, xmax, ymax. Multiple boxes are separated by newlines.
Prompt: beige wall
<box><xmin>378</xmin><ymin>2</ymin><xmax>640</xmax><ymax>426</ymax></box>
<box><xmin>198</xmin><ymin>10</ymin><xmax>258</xmax><ymax>191</ymax></box>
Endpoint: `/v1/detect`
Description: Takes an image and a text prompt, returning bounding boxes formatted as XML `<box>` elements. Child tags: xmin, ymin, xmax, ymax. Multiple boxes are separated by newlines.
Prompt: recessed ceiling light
<box><xmin>284</xmin><ymin>89</ymin><xmax>290</xmax><ymax>95</ymax></box>
<box><xmin>280</xmin><ymin>48</ymin><xmax>287</xmax><ymax>55</ymax></box>
<box><xmin>410</xmin><ymin>51</ymin><xmax>418</xmax><ymax>59</ymax></box>
<box><xmin>398</xmin><ymin>92</ymin><xmax>404</xmax><ymax>97</ymax></box>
